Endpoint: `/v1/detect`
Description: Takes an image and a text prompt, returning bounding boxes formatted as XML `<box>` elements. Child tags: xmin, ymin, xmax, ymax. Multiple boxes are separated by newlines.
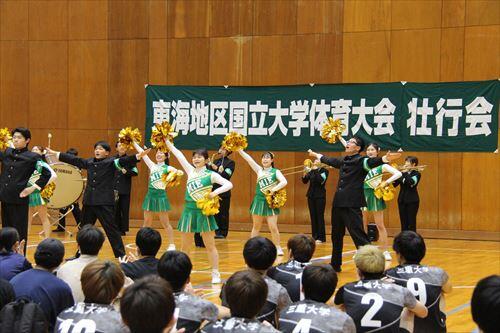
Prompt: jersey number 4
<box><xmin>292</xmin><ymin>319</ymin><xmax>312</xmax><ymax>333</ymax></box>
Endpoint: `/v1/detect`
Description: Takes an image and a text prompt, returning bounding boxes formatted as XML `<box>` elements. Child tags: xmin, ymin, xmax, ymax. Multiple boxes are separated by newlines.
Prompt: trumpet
<box><xmin>394</xmin><ymin>164</ymin><xmax>427</xmax><ymax>172</ymax></box>
<box><xmin>282</xmin><ymin>159</ymin><xmax>333</xmax><ymax>176</ymax></box>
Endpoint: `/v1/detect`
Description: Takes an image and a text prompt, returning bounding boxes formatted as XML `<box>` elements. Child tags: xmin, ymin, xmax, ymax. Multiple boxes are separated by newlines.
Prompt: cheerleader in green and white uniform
<box><xmin>28</xmin><ymin>146</ymin><xmax>57</xmax><ymax>239</ymax></box>
<box><xmin>165</xmin><ymin>139</ymin><xmax>233</xmax><ymax>284</ymax></box>
<box><xmin>237</xmin><ymin>150</ymin><xmax>288</xmax><ymax>256</ymax></box>
<box><xmin>133</xmin><ymin>142</ymin><xmax>179</xmax><ymax>251</ymax></box>
<box><xmin>363</xmin><ymin>143</ymin><xmax>402</xmax><ymax>261</ymax></box>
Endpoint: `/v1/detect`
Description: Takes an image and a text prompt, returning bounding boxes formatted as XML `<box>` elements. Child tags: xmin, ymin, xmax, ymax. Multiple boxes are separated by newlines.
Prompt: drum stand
<box><xmin>34</xmin><ymin>206</ymin><xmax>74</xmax><ymax>237</ymax></box>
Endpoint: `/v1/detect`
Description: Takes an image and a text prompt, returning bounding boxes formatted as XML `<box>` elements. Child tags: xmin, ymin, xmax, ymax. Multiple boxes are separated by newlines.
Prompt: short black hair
<box><xmin>158</xmin><ymin>251</ymin><xmax>192</xmax><ymax>292</ymax></box>
<box><xmin>224</xmin><ymin>270</ymin><xmax>268</xmax><ymax>319</ymax></box>
<box><xmin>34</xmin><ymin>238</ymin><xmax>65</xmax><ymax>269</ymax></box>
<box><xmin>66</xmin><ymin>148</ymin><xmax>78</xmax><ymax>156</ymax></box>
<box><xmin>471</xmin><ymin>275</ymin><xmax>500</xmax><ymax>333</ymax></box>
<box><xmin>287</xmin><ymin>234</ymin><xmax>315</xmax><ymax>263</ymax></box>
<box><xmin>121</xmin><ymin>275</ymin><xmax>175</xmax><ymax>333</ymax></box>
<box><xmin>0</xmin><ymin>227</ymin><xmax>20</xmax><ymax>252</ymax></box>
<box><xmin>393</xmin><ymin>231</ymin><xmax>426</xmax><ymax>264</ymax></box>
<box><xmin>136</xmin><ymin>227</ymin><xmax>161</xmax><ymax>257</ymax></box>
<box><xmin>406</xmin><ymin>156</ymin><xmax>418</xmax><ymax>166</ymax></box>
<box><xmin>192</xmin><ymin>148</ymin><xmax>209</xmax><ymax>159</ymax></box>
<box><xmin>77</xmin><ymin>225</ymin><xmax>105</xmax><ymax>256</ymax></box>
<box><xmin>94</xmin><ymin>140</ymin><xmax>111</xmax><ymax>152</ymax></box>
<box><xmin>11</xmin><ymin>127</ymin><xmax>31</xmax><ymax>140</ymax></box>
<box><xmin>302</xmin><ymin>264</ymin><xmax>338</xmax><ymax>303</ymax></box>
<box><xmin>243</xmin><ymin>237</ymin><xmax>276</xmax><ymax>271</ymax></box>
<box><xmin>352</xmin><ymin>136</ymin><xmax>365</xmax><ymax>152</ymax></box>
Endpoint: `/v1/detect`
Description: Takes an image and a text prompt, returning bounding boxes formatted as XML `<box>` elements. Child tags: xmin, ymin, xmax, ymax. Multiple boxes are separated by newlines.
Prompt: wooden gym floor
<box><xmin>25</xmin><ymin>225</ymin><xmax>499</xmax><ymax>333</ymax></box>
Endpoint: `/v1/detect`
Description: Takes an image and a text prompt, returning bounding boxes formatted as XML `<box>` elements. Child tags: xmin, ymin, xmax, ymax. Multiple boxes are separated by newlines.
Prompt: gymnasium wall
<box><xmin>0</xmin><ymin>1</ymin><xmax>498</xmax><ymax>238</ymax></box>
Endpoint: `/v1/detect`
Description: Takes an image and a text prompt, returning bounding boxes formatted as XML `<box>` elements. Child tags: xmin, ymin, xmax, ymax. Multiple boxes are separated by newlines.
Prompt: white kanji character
<box><xmin>287</xmin><ymin>305</ymin><xmax>297</xmax><ymax>314</ymax></box>
<box><xmin>268</xmin><ymin>100</ymin><xmax>289</xmax><ymax>136</ymax></box>
<box><xmin>436</xmin><ymin>98</ymin><xmax>462</xmax><ymax>137</ymax></box>
<box><xmin>331</xmin><ymin>99</ymin><xmax>351</xmax><ymax>136</ymax></box>
<box><xmin>213</xmin><ymin>320</ymin><xmax>224</xmax><ymax>328</ymax></box>
<box><xmin>289</xmin><ymin>100</ymin><xmax>310</xmax><ymax>137</ymax></box>
<box><xmin>229</xmin><ymin>101</ymin><xmax>248</xmax><ymax>135</ymax></box>
<box><xmin>373</xmin><ymin>98</ymin><xmax>396</xmax><ymax>136</ymax></box>
<box><xmin>73</xmin><ymin>303</ymin><xmax>86</xmax><ymax>314</ymax></box>
<box><xmin>190</xmin><ymin>101</ymin><xmax>209</xmax><ymax>135</ymax></box>
<box><xmin>407</xmin><ymin>98</ymin><xmax>433</xmax><ymax>136</ymax></box>
<box><xmin>306</xmin><ymin>305</ymin><xmax>319</xmax><ymax>315</ymax></box>
<box><xmin>172</xmin><ymin>100</ymin><xmax>190</xmax><ymax>134</ymax></box>
<box><xmin>310</xmin><ymin>99</ymin><xmax>329</xmax><ymax>135</ymax></box>
<box><xmin>247</xmin><ymin>323</ymin><xmax>260</xmax><ymax>331</ymax></box>
<box><xmin>318</xmin><ymin>307</ymin><xmax>331</xmax><ymax>316</ymax></box>
<box><xmin>209</xmin><ymin>101</ymin><xmax>229</xmax><ymax>136</ymax></box>
<box><xmin>465</xmin><ymin>97</ymin><xmax>493</xmax><ymax>136</ymax></box>
<box><xmin>178</xmin><ymin>293</ymin><xmax>189</xmax><ymax>302</ymax></box>
<box><xmin>351</xmin><ymin>98</ymin><xmax>373</xmax><ymax>135</ymax></box>
<box><xmin>153</xmin><ymin>99</ymin><xmax>172</xmax><ymax>124</ymax></box>
<box><xmin>372</xmin><ymin>280</ymin><xmax>381</xmax><ymax>289</ymax></box>
<box><xmin>405</xmin><ymin>266</ymin><xmax>414</xmax><ymax>274</ymax></box>
<box><xmin>414</xmin><ymin>266</ymin><xmax>424</xmax><ymax>274</ymax></box>
<box><xmin>295</xmin><ymin>303</ymin><xmax>307</xmax><ymax>314</ymax></box>
<box><xmin>249</xmin><ymin>101</ymin><xmax>268</xmax><ymax>135</ymax></box>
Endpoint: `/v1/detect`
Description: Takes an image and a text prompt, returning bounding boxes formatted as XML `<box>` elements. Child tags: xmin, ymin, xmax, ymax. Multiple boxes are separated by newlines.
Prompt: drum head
<box><xmin>47</xmin><ymin>163</ymin><xmax>84</xmax><ymax>209</ymax></box>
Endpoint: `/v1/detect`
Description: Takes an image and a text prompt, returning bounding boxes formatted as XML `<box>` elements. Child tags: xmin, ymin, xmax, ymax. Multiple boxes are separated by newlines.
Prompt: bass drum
<box><xmin>47</xmin><ymin>163</ymin><xmax>85</xmax><ymax>209</ymax></box>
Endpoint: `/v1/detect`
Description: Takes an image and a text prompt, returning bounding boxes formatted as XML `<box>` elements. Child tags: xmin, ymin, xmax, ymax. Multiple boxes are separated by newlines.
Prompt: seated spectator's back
<box><xmin>0</xmin><ymin>227</ymin><xmax>32</xmax><ymax>281</ymax></box>
<box><xmin>11</xmin><ymin>238</ymin><xmax>74</xmax><ymax>332</ymax></box>
<box><xmin>471</xmin><ymin>275</ymin><xmax>500</xmax><ymax>333</ymax></box>
<box><xmin>121</xmin><ymin>227</ymin><xmax>161</xmax><ymax>281</ymax></box>
<box><xmin>0</xmin><ymin>278</ymin><xmax>15</xmax><ymax>311</ymax></box>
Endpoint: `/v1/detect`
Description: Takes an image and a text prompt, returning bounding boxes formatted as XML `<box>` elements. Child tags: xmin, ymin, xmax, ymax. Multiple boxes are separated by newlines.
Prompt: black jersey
<box><xmin>175</xmin><ymin>291</ymin><xmax>219</xmax><ymax>333</ymax></box>
<box><xmin>55</xmin><ymin>303</ymin><xmax>128</xmax><ymax>333</ymax></box>
<box><xmin>201</xmin><ymin>317</ymin><xmax>279</xmax><ymax>333</ymax></box>
<box><xmin>334</xmin><ymin>279</ymin><xmax>417</xmax><ymax>333</ymax></box>
<box><xmin>279</xmin><ymin>300</ymin><xmax>356</xmax><ymax>333</ymax></box>
<box><xmin>267</xmin><ymin>260</ymin><xmax>309</xmax><ymax>302</ymax></box>
<box><xmin>221</xmin><ymin>275</ymin><xmax>291</xmax><ymax>327</ymax></box>
<box><xmin>385</xmin><ymin>264</ymin><xmax>448</xmax><ymax>333</ymax></box>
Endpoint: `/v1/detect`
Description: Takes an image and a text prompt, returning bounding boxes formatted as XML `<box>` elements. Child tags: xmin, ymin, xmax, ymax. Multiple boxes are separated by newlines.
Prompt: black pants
<box><xmin>58</xmin><ymin>203</ymin><xmax>81</xmax><ymax>229</ymax></box>
<box><xmin>215</xmin><ymin>197</ymin><xmax>231</xmax><ymax>237</ymax></box>
<box><xmin>1</xmin><ymin>202</ymin><xmax>29</xmax><ymax>254</ymax></box>
<box><xmin>399</xmin><ymin>201</ymin><xmax>419</xmax><ymax>232</ymax></box>
<box><xmin>194</xmin><ymin>232</ymin><xmax>205</xmax><ymax>247</ymax></box>
<box><xmin>82</xmin><ymin>205</ymin><xmax>125</xmax><ymax>258</ymax></box>
<box><xmin>114</xmin><ymin>194</ymin><xmax>131</xmax><ymax>233</ymax></box>
<box><xmin>308</xmin><ymin>197</ymin><xmax>326</xmax><ymax>242</ymax></box>
<box><xmin>331</xmin><ymin>206</ymin><xmax>370</xmax><ymax>269</ymax></box>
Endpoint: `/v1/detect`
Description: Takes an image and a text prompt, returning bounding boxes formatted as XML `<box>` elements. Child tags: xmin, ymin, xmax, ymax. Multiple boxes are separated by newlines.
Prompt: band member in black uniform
<box><xmin>302</xmin><ymin>159</ymin><xmax>329</xmax><ymax>243</ymax></box>
<box><xmin>47</xmin><ymin>141</ymin><xmax>148</xmax><ymax>258</ymax></box>
<box><xmin>308</xmin><ymin>136</ymin><xmax>400</xmax><ymax>272</ymax></box>
<box><xmin>195</xmin><ymin>147</ymin><xmax>235</xmax><ymax>246</ymax></box>
<box><xmin>114</xmin><ymin>142</ymin><xmax>138</xmax><ymax>236</ymax></box>
<box><xmin>55</xmin><ymin>148</ymin><xmax>82</xmax><ymax>232</ymax></box>
<box><xmin>394</xmin><ymin>156</ymin><xmax>421</xmax><ymax>232</ymax></box>
<box><xmin>0</xmin><ymin>127</ymin><xmax>51</xmax><ymax>252</ymax></box>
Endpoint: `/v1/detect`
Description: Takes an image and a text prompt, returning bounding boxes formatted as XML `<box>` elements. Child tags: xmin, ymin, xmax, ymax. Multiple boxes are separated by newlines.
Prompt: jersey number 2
<box><xmin>361</xmin><ymin>293</ymin><xmax>383</xmax><ymax>328</ymax></box>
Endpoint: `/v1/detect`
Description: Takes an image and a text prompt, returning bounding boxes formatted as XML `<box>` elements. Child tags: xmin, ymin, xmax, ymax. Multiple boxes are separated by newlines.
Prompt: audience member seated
<box><xmin>471</xmin><ymin>275</ymin><xmax>500</xmax><ymax>333</ymax></box>
<box><xmin>0</xmin><ymin>278</ymin><xmax>15</xmax><ymax>311</ymax></box>
<box><xmin>57</xmin><ymin>225</ymin><xmax>105</xmax><ymax>303</ymax></box>
<box><xmin>0</xmin><ymin>227</ymin><xmax>32</xmax><ymax>281</ymax></box>
<box><xmin>120</xmin><ymin>275</ymin><xmax>176</xmax><ymax>333</ymax></box>
<box><xmin>158</xmin><ymin>250</ymin><xmax>220</xmax><ymax>333</ymax></box>
<box><xmin>120</xmin><ymin>227</ymin><xmax>161</xmax><ymax>280</ymax></box>
<box><xmin>220</xmin><ymin>237</ymin><xmax>291</xmax><ymax>327</ymax></box>
<box><xmin>55</xmin><ymin>260</ymin><xmax>128</xmax><ymax>333</ymax></box>
<box><xmin>10</xmin><ymin>238</ymin><xmax>74</xmax><ymax>332</ymax></box>
<box><xmin>334</xmin><ymin>245</ymin><xmax>428</xmax><ymax>333</ymax></box>
<box><xmin>386</xmin><ymin>231</ymin><xmax>452</xmax><ymax>333</ymax></box>
<box><xmin>203</xmin><ymin>270</ymin><xmax>279</xmax><ymax>333</ymax></box>
<box><xmin>267</xmin><ymin>234</ymin><xmax>315</xmax><ymax>301</ymax></box>
<box><xmin>279</xmin><ymin>264</ymin><xmax>355</xmax><ymax>333</ymax></box>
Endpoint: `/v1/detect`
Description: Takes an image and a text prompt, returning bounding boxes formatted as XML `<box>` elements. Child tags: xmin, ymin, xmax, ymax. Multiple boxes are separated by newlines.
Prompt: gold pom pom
<box><xmin>151</xmin><ymin>122</ymin><xmax>178</xmax><ymax>153</ymax></box>
<box><xmin>196</xmin><ymin>194</ymin><xmax>220</xmax><ymax>216</ymax></box>
<box><xmin>374</xmin><ymin>183</ymin><xmax>395</xmax><ymax>202</ymax></box>
<box><xmin>221</xmin><ymin>132</ymin><xmax>248</xmax><ymax>152</ymax></box>
<box><xmin>0</xmin><ymin>128</ymin><xmax>12</xmax><ymax>150</ymax></box>
<box><xmin>41</xmin><ymin>182</ymin><xmax>56</xmax><ymax>200</ymax></box>
<box><xmin>320</xmin><ymin>117</ymin><xmax>346</xmax><ymax>144</ymax></box>
<box><xmin>265</xmin><ymin>189</ymin><xmax>287</xmax><ymax>209</ymax></box>
<box><xmin>161</xmin><ymin>170</ymin><xmax>184</xmax><ymax>188</ymax></box>
<box><xmin>118</xmin><ymin>127</ymin><xmax>142</xmax><ymax>150</ymax></box>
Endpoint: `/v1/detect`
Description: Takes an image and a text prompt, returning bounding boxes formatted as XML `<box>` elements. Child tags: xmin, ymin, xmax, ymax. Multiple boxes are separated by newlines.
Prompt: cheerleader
<box><xmin>28</xmin><ymin>146</ymin><xmax>57</xmax><ymax>239</ymax></box>
<box><xmin>237</xmin><ymin>150</ymin><xmax>287</xmax><ymax>255</ymax></box>
<box><xmin>165</xmin><ymin>140</ymin><xmax>233</xmax><ymax>284</ymax></box>
<box><xmin>133</xmin><ymin>142</ymin><xmax>178</xmax><ymax>251</ymax></box>
<box><xmin>362</xmin><ymin>143</ymin><xmax>402</xmax><ymax>260</ymax></box>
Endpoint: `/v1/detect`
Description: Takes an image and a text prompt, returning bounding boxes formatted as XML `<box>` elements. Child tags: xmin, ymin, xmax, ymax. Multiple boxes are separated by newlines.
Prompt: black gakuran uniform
<box><xmin>393</xmin><ymin>170</ymin><xmax>421</xmax><ymax>232</ymax></box>
<box><xmin>302</xmin><ymin>167</ymin><xmax>328</xmax><ymax>242</ymax></box>
<box><xmin>59</xmin><ymin>152</ymin><xmax>139</xmax><ymax>258</ymax></box>
<box><xmin>113</xmin><ymin>155</ymin><xmax>138</xmax><ymax>234</ymax></box>
<box><xmin>0</xmin><ymin>147</ymin><xmax>51</xmax><ymax>249</ymax></box>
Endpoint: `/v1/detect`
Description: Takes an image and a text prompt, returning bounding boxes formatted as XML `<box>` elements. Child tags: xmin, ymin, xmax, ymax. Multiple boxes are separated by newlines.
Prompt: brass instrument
<box><xmin>282</xmin><ymin>159</ymin><xmax>333</xmax><ymax>176</ymax></box>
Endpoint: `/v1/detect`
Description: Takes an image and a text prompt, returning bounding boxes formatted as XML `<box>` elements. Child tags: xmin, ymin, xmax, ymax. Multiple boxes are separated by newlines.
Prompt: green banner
<box><xmin>145</xmin><ymin>80</ymin><xmax>499</xmax><ymax>152</ymax></box>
